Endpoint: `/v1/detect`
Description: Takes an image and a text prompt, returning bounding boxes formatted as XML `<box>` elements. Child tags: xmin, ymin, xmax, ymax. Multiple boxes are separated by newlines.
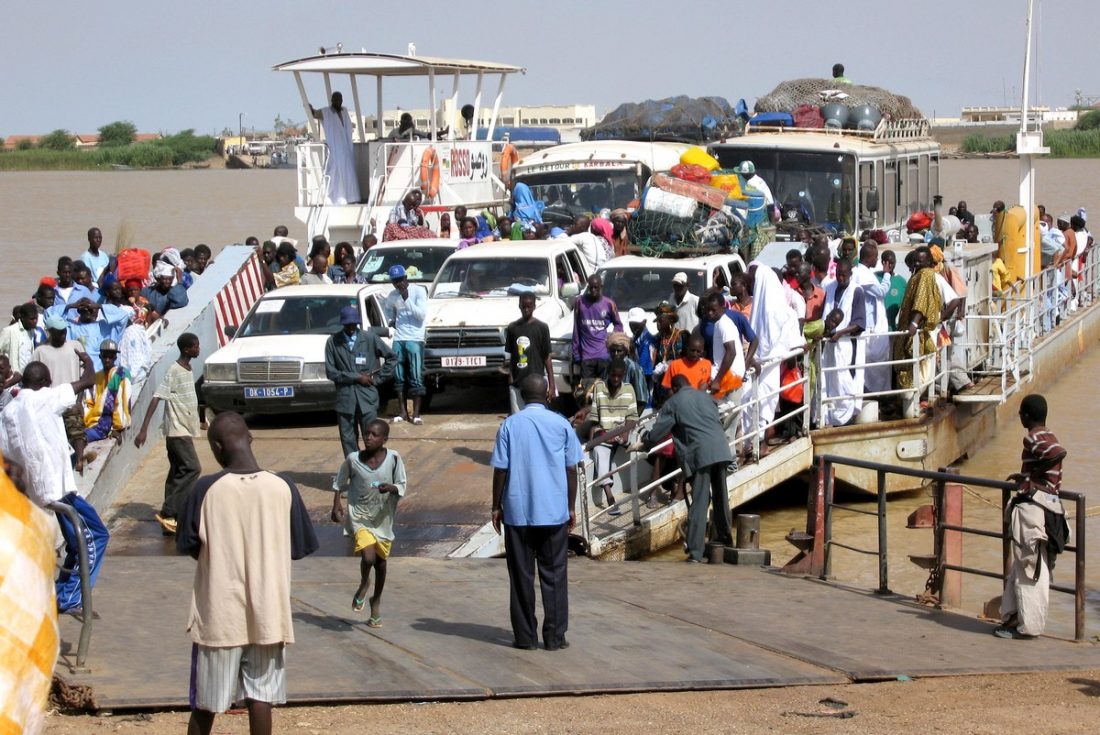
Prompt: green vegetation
<box><xmin>98</xmin><ymin>120</ymin><xmax>137</xmax><ymax>146</ymax></box>
<box><xmin>0</xmin><ymin>129</ymin><xmax>217</xmax><ymax>170</ymax></box>
<box><xmin>1046</xmin><ymin>129</ymin><xmax>1100</xmax><ymax>157</ymax></box>
<box><xmin>959</xmin><ymin>127</ymin><xmax>1100</xmax><ymax>157</ymax></box>
<box><xmin>1074</xmin><ymin>109</ymin><xmax>1100</xmax><ymax>131</ymax></box>
<box><xmin>960</xmin><ymin>133</ymin><xmax>1015</xmax><ymax>154</ymax></box>
<box><xmin>39</xmin><ymin>129</ymin><xmax>76</xmax><ymax>151</ymax></box>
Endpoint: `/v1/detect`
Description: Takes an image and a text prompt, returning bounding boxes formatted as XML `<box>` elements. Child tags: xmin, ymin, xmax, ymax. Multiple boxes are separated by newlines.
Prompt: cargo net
<box><xmin>627</xmin><ymin>207</ymin><xmax>742</xmax><ymax>257</ymax></box>
<box><xmin>581</xmin><ymin>95</ymin><xmax>743</xmax><ymax>143</ymax></box>
<box><xmin>754</xmin><ymin>78</ymin><xmax>923</xmax><ymax>121</ymax></box>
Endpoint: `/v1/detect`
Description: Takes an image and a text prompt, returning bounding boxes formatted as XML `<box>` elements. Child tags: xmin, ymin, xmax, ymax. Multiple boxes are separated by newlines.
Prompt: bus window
<box><xmin>929</xmin><ymin>154</ymin><xmax>940</xmax><ymax>205</ymax></box>
<box><xmin>859</xmin><ymin>161</ymin><xmax>874</xmax><ymax>227</ymax></box>
<box><xmin>884</xmin><ymin>161</ymin><xmax>897</xmax><ymax>226</ymax></box>
<box><xmin>918</xmin><ymin>155</ymin><xmax>930</xmax><ymax>211</ymax></box>
<box><xmin>907</xmin><ymin>158</ymin><xmax>919</xmax><ymax>214</ymax></box>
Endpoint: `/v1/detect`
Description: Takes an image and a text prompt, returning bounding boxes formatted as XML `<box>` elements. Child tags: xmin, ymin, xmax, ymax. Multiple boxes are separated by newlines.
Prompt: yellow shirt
<box><xmin>991</xmin><ymin>258</ymin><xmax>1009</xmax><ymax>294</ymax></box>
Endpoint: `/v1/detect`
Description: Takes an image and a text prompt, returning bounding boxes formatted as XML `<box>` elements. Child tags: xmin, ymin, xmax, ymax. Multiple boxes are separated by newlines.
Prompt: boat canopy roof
<box><xmin>273</xmin><ymin>53</ymin><xmax>525</xmax><ymax>78</ymax></box>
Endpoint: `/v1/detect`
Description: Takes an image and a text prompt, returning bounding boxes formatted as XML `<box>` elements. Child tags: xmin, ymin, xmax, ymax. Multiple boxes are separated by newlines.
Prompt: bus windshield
<box><xmin>713</xmin><ymin>148</ymin><xmax>855</xmax><ymax>232</ymax></box>
<box><xmin>514</xmin><ymin>169</ymin><xmax>640</xmax><ymax>227</ymax></box>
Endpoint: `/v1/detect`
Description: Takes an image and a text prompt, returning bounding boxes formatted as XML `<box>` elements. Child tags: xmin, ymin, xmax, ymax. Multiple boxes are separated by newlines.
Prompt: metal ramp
<box><xmin>953</xmin><ymin>374</ymin><xmax>1020</xmax><ymax>404</ymax></box>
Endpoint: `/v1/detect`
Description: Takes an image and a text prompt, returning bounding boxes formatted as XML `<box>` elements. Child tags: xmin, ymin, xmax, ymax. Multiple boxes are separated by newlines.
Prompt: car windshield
<box><xmin>515</xmin><ymin>169</ymin><xmax>641</xmax><ymax>227</ymax></box>
<box><xmin>598</xmin><ymin>267</ymin><xmax>707</xmax><ymax>311</ymax></box>
<box><xmin>238</xmin><ymin>296</ymin><xmax>357</xmax><ymax>337</ymax></box>
<box><xmin>431</xmin><ymin>257</ymin><xmax>552</xmax><ymax>298</ymax></box>
<box><xmin>712</xmin><ymin>147</ymin><xmax>855</xmax><ymax>232</ymax></box>
<box><xmin>358</xmin><ymin>245</ymin><xmax>455</xmax><ymax>283</ymax></box>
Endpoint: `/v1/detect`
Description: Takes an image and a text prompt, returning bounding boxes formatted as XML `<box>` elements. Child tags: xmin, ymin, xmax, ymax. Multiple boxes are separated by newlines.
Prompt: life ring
<box><xmin>419</xmin><ymin>147</ymin><xmax>441</xmax><ymax>200</ymax></box>
<box><xmin>500</xmin><ymin>143</ymin><xmax>520</xmax><ymax>187</ymax></box>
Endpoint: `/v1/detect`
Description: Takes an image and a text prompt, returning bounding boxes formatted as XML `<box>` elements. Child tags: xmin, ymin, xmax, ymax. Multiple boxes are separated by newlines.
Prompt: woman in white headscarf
<box><xmin>742</xmin><ymin>262</ymin><xmax>803</xmax><ymax>449</ymax></box>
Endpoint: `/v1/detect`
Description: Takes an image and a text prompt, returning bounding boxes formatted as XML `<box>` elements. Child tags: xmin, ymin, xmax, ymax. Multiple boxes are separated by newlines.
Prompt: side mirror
<box><xmin>561</xmin><ymin>282</ymin><xmax>579</xmax><ymax>298</ymax></box>
<box><xmin>865</xmin><ymin>187</ymin><xmax>879</xmax><ymax>213</ymax></box>
<box><xmin>223</xmin><ymin>324</ymin><xmax>237</xmax><ymax>339</ymax></box>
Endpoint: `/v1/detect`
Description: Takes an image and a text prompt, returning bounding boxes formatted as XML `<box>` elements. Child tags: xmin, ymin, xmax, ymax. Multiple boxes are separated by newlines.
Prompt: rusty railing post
<box><xmin>876</xmin><ymin>469</ymin><xmax>889</xmax><ymax>595</ymax></box>
<box><xmin>1002</xmin><ymin>487</ymin><xmax>1012</xmax><ymax>580</ymax></box>
<box><xmin>1075</xmin><ymin>493</ymin><xmax>1086</xmax><ymax>642</ymax></box>
<box><xmin>822</xmin><ymin>460</ymin><xmax>834</xmax><ymax>580</ymax></box>
<box><xmin>942</xmin><ymin>467</ymin><xmax>963</xmax><ymax>609</ymax></box>
<box><xmin>809</xmin><ymin>456</ymin><xmax>827</xmax><ymax>578</ymax></box>
<box><xmin>932</xmin><ymin>477</ymin><xmax>946</xmax><ymax>605</ymax></box>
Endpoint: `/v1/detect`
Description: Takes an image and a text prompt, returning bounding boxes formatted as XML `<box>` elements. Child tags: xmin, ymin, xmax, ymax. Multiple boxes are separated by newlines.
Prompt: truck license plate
<box><xmin>441</xmin><ymin>356</ymin><xmax>486</xmax><ymax>368</ymax></box>
<box><xmin>245</xmin><ymin>386</ymin><xmax>295</xmax><ymax>398</ymax></box>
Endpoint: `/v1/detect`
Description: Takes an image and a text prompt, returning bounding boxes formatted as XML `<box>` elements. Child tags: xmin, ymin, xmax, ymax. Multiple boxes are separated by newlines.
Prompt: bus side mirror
<box><xmin>865</xmin><ymin>187</ymin><xmax>879</xmax><ymax>213</ymax></box>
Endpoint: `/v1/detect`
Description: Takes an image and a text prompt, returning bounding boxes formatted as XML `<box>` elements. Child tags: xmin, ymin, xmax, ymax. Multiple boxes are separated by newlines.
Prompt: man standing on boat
<box><xmin>309</xmin><ymin>92</ymin><xmax>361</xmax><ymax>206</ymax></box>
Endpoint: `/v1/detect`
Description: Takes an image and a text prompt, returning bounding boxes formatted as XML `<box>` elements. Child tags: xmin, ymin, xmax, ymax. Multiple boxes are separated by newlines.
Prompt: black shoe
<box><xmin>512</xmin><ymin>641</ymin><xmax>538</xmax><ymax>650</ymax></box>
<box><xmin>544</xmin><ymin>638</ymin><xmax>570</xmax><ymax>651</ymax></box>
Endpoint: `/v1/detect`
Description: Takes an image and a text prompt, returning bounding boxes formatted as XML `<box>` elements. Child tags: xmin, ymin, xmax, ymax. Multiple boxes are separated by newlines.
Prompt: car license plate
<box><xmin>441</xmin><ymin>355</ymin><xmax>487</xmax><ymax>368</ymax></box>
<box><xmin>244</xmin><ymin>386</ymin><xmax>295</xmax><ymax>399</ymax></box>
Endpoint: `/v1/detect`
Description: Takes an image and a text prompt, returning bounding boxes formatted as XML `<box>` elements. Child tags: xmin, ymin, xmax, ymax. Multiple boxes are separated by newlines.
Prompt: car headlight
<box><xmin>550</xmin><ymin>340</ymin><xmax>572</xmax><ymax>361</ymax></box>
<box><xmin>301</xmin><ymin>362</ymin><xmax>328</xmax><ymax>381</ymax></box>
<box><xmin>204</xmin><ymin>363</ymin><xmax>236</xmax><ymax>382</ymax></box>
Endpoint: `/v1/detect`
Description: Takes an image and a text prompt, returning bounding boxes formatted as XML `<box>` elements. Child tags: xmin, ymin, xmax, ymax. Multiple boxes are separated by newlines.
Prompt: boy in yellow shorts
<box><xmin>331</xmin><ymin>418</ymin><xmax>406</xmax><ymax>626</ymax></box>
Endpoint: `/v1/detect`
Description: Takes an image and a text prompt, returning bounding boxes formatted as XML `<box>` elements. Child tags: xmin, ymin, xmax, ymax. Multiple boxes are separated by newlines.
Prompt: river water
<box><xmin>1</xmin><ymin>158</ymin><xmax>1098</xmax><ymax>635</ymax></box>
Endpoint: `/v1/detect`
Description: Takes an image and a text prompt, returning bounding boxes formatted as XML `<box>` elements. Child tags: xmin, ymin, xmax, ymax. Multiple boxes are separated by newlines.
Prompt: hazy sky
<box><xmin>2</xmin><ymin>0</ymin><xmax>1096</xmax><ymax>137</ymax></box>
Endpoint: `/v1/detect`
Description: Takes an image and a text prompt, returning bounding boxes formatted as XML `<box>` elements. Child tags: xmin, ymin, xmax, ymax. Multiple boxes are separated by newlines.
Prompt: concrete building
<box><xmin>356</xmin><ymin>102</ymin><xmax>597</xmax><ymax>139</ymax></box>
<box><xmin>960</xmin><ymin>106</ymin><xmax>1080</xmax><ymax>124</ymax></box>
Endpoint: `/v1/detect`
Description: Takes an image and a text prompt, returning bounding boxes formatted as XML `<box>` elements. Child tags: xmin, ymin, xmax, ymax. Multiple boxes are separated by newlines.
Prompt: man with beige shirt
<box><xmin>177</xmin><ymin>411</ymin><xmax>318</xmax><ymax>735</ymax></box>
<box><xmin>135</xmin><ymin>332</ymin><xmax>202</xmax><ymax>534</ymax></box>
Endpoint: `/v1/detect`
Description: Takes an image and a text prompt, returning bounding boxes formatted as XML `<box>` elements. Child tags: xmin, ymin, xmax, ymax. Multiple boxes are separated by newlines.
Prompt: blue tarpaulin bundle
<box><xmin>581</xmin><ymin>96</ymin><xmax>743</xmax><ymax>143</ymax></box>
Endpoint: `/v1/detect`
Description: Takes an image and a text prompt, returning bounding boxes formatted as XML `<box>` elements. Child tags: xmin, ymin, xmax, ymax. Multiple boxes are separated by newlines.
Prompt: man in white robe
<box><xmin>852</xmin><ymin>242</ymin><xmax>892</xmax><ymax>394</ymax></box>
<box><xmin>310</xmin><ymin>92</ymin><xmax>361</xmax><ymax>206</ymax></box>
<box><xmin>822</xmin><ymin>260</ymin><xmax>866</xmax><ymax>426</ymax></box>
<box><xmin>742</xmin><ymin>263</ymin><xmax>803</xmax><ymax>448</ymax></box>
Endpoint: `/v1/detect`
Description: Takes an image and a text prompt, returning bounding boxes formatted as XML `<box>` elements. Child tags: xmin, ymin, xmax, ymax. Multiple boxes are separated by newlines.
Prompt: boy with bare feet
<box><xmin>331</xmin><ymin>419</ymin><xmax>406</xmax><ymax>626</ymax></box>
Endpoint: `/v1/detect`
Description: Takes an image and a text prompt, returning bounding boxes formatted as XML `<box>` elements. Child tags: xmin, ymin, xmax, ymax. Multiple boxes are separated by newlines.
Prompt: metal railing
<box><xmin>47</xmin><ymin>501</ymin><xmax>93</xmax><ymax>671</ymax></box>
<box><xmin>576</xmin><ymin>348</ymin><xmax>809</xmax><ymax>546</ymax></box>
<box><xmin>811</xmin><ymin>454</ymin><xmax>1088</xmax><ymax>640</ymax></box>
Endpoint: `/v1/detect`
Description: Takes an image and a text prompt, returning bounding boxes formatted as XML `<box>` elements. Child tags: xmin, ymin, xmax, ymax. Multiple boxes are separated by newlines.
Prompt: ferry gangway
<box><xmin>48</xmin><ymin>501</ymin><xmax>93</xmax><ymax>672</ymax></box>
<box><xmin>575</xmin><ymin>347</ymin><xmax>811</xmax><ymax>550</ymax></box>
<box><xmin>808</xmin><ymin>454</ymin><xmax>1088</xmax><ymax>641</ymax></box>
<box><xmin>576</xmin><ymin>327</ymin><xmax>963</xmax><ymax>550</ymax></box>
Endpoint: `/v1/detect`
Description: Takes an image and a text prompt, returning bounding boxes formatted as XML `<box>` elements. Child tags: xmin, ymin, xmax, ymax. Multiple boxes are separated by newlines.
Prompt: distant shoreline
<box><xmin>0</xmin><ymin>153</ymin><xmax>227</xmax><ymax>172</ymax></box>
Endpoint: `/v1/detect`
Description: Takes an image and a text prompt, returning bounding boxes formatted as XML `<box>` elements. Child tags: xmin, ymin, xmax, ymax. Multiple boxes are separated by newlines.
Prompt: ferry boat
<box><xmin>273</xmin><ymin>51</ymin><xmax>524</xmax><ymax>245</ymax></box>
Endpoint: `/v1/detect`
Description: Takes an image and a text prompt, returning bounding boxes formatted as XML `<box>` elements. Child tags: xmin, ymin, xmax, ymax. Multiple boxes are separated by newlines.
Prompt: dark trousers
<box><xmin>504</xmin><ymin>522</ymin><xmax>569</xmax><ymax>647</ymax></box>
<box><xmin>337</xmin><ymin>404</ymin><xmax>377</xmax><ymax>459</ymax></box>
<box><xmin>686</xmin><ymin>462</ymin><xmax>733</xmax><ymax>561</ymax></box>
<box><xmin>163</xmin><ymin>436</ymin><xmax>201</xmax><ymax>518</ymax></box>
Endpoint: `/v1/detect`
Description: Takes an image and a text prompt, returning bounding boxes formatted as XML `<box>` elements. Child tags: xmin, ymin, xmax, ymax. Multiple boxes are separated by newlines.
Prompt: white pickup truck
<box><xmin>596</xmin><ymin>253</ymin><xmax>747</xmax><ymax>330</ymax></box>
<box><xmin>202</xmin><ymin>284</ymin><xmax>392</xmax><ymax>414</ymax></box>
<box><xmin>423</xmin><ymin>240</ymin><xmax>591</xmax><ymax>396</ymax></box>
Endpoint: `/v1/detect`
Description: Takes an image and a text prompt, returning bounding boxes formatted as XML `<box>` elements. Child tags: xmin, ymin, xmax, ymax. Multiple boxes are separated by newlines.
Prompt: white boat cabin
<box><xmin>274</xmin><ymin>51</ymin><xmax>525</xmax><ymax>245</ymax></box>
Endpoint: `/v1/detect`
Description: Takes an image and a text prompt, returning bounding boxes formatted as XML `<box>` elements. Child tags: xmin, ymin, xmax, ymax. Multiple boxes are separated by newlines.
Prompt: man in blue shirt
<box><xmin>382</xmin><ymin>265</ymin><xmax>428</xmax><ymax>425</ymax></box>
<box><xmin>141</xmin><ymin>266</ymin><xmax>189</xmax><ymax>316</ymax></box>
<box><xmin>490</xmin><ymin>375</ymin><xmax>583</xmax><ymax>651</ymax></box>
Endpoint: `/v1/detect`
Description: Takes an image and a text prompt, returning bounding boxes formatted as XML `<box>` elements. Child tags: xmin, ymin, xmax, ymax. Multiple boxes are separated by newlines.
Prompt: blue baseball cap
<box><xmin>387</xmin><ymin>264</ymin><xmax>407</xmax><ymax>281</ymax></box>
<box><xmin>339</xmin><ymin>306</ymin><xmax>361</xmax><ymax>325</ymax></box>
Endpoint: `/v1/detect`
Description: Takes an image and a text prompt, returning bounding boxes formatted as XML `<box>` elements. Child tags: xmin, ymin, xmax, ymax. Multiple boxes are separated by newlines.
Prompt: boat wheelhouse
<box><xmin>274</xmin><ymin>51</ymin><xmax>525</xmax><ymax>244</ymax></box>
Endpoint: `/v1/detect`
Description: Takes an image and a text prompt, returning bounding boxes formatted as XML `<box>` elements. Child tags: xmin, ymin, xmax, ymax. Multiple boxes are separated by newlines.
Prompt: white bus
<box><xmin>709</xmin><ymin>119</ymin><xmax>940</xmax><ymax>236</ymax></box>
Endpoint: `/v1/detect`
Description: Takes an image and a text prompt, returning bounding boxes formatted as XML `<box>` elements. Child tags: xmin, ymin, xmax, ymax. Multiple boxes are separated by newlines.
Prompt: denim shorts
<box><xmin>393</xmin><ymin>340</ymin><xmax>425</xmax><ymax>396</ymax></box>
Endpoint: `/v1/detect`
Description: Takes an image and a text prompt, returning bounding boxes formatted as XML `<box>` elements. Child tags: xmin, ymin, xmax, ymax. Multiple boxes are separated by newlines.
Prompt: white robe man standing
<box><xmin>310</xmin><ymin>92</ymin><xmax>361</xmax><ymax>206</ymax></box>
<box><xmin>822</xmin><ymin>260</ymin><xmax>866</xmax><ymax>427</ymax></box>
<box><xmin>852</xmin><ymin>242</ymin><xmax>892</xmax><ymax>394</ymax></box>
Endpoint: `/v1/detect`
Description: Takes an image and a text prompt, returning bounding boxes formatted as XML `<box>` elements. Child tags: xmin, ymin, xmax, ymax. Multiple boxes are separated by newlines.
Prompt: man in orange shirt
<box><xmin>662</xmin><ymin>334</ymin><xmax>739</xmax><ymax>400</ymax></box>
